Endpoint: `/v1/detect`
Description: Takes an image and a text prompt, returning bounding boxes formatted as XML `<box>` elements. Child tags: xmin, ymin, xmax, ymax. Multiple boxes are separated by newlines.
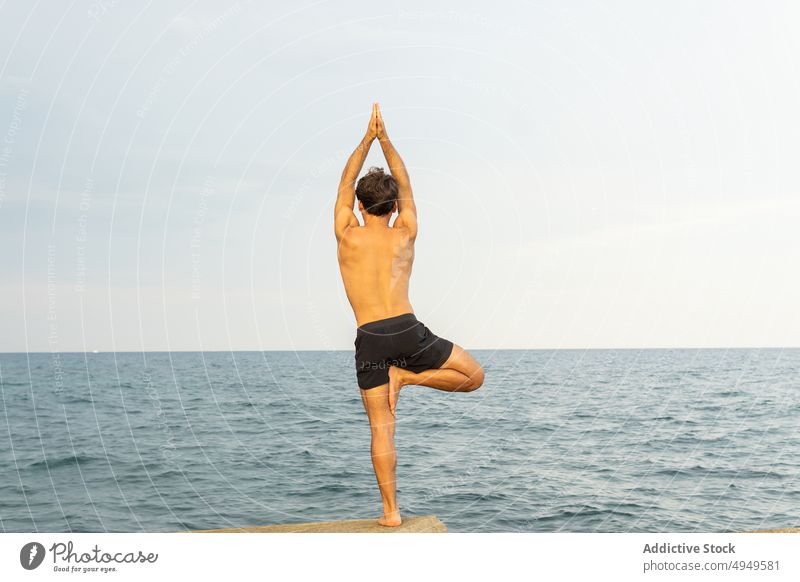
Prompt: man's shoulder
<box><xmin>390</xmin><ymin>224</ymin><xmax>415</xmax><ymax>241</ymax></box>
<box><xmin>342</xmin><ymin>224</ymin><xmax>366</xmax><ymax>235</ymax></box>
<box><xmin>338</xmin><ymin>224</ymin><xmax>365</xmax><ymax>244</ymax></box>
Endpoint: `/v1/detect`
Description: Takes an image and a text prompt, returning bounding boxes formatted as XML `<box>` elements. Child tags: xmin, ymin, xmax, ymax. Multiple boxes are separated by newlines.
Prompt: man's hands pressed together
<box><xmin>375</xmin><ymin>102</ymin><xmax>388</xmax><ymax>142</ymax></box>
<box><xmin>365</xmin><ymin>101</ymin><xmax>388</xmax><ymax>142</ymax></box>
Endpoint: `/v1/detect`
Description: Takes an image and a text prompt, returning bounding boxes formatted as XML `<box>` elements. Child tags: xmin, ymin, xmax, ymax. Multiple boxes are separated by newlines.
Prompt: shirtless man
<box><xmin>334</xmin><ymin>103</ymin><xmax>485</xmax><ymax>527</ymax></box>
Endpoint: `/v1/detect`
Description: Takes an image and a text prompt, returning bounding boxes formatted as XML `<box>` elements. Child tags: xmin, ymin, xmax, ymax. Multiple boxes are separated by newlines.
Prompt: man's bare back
<box><xmin>337</xmin><ymin>221</ymin><xmax>414</xmax><ymax>327</ymax></box>
<box><xmin>333</xmin><ymin>103</ymin><xmax>484</xmax><ymax>527</ymax></box>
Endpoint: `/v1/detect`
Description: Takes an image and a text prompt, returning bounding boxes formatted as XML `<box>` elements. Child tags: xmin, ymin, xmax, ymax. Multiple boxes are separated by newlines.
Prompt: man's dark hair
<box><xmin>355</xmin><ymin>166</ymin><xmax>398</xmax><ymax>216</ymax></box>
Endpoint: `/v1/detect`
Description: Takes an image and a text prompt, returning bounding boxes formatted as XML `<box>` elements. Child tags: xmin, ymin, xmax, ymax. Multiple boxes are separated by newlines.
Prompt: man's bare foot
<box><xmin>387</xmin><ymin>366</ymin><xmax>406</xmax><ymax>416</ymax></box>
<box><xmin>378</xmin><ymin>510</ymin><xmax>402</xmax><ymax>527</ymax></box>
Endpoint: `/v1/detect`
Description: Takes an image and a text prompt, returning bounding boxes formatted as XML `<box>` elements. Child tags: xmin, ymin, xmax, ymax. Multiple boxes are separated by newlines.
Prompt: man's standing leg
<box><xmin>360</xmin><ymin>383</ymin><xmax>402</xmax><ymax>526</ymax></box>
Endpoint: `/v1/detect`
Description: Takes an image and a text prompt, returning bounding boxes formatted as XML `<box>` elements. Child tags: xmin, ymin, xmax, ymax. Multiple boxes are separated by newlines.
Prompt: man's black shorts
<box><xmin>354</xmin><ymin>313</ymin><xmax>454</xmax><ymax>390</ymax></box>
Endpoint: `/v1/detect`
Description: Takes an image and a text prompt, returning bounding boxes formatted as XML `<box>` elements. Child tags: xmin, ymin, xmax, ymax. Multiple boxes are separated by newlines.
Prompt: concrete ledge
<box><xmin>188</xmin><ymin>515</ymin><xmax>447</xmax><ymax>533</ymax></box>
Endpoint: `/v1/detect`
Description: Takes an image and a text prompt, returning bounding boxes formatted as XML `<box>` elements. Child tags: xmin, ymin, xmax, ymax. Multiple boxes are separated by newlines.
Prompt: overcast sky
<box><xmin>1</xmin><ymin>0</ymin><xmax>798</xmax><ymax>352</ymax></box>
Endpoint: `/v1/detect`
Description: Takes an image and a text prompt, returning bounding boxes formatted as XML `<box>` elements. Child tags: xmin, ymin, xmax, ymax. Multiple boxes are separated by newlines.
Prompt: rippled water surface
<box><xmin>1</xmin><ymin>349</ymin><xmax>798</xmax><ymax>532</ymax></box>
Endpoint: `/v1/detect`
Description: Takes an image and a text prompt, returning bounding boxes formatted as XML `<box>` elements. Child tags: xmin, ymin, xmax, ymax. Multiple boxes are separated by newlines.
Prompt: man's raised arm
<box><xmin>334</xmin><ymin>104</ymin><xmax>379</xmax><ymax>241</ymax></box>
<box><xmin>376</xmin><ymin>105</ymin><xmax>417</xmax><ymax>239</ymax></box>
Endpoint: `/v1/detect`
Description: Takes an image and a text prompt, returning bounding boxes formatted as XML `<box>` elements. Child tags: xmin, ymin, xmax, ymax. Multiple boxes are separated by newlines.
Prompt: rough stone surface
<box><xmin>749</xmin><ymin>527</ymin><xmax>800</xmax><ymax>533</ymax></box>
<box><xmin>188</xmin><ymin>515</ymin><xmax>447</xmax><ymax>533</ymax></box>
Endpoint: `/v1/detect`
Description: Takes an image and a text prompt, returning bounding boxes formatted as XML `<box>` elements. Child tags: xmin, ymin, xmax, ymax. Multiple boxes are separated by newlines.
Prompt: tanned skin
<box><xmin>335</xmin><ymin>103</ymin><xmax>485</xmax><ymax>527</ymax></box>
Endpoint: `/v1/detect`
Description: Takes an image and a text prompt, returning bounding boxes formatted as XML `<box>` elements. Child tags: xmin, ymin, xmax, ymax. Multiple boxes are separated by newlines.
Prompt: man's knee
<box><xmin>370</xmin><ymin>420</ymin><xmax>395</xmax><ymax>441</ymax></box>
<box><xmin>466</xmin><ymin>366</ymin><xmax>485</xmax><ymax>391</ymax></box>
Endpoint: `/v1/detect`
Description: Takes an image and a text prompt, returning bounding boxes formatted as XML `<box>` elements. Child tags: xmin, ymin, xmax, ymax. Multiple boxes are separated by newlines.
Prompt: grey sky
<box><xmin>1</xmin><ymin>0</ymin><xmax>798</xmax><ymax>351</ymax></box>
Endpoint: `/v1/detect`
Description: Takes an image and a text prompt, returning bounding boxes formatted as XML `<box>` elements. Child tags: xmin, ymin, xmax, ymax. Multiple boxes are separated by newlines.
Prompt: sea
<box><xmin>0</xmin><ymin>349</ymin><xmax>798</xmax><ymax>533</ymax></box>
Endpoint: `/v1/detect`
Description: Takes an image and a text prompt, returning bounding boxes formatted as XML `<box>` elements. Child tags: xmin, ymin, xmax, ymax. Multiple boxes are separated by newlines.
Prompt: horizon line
<box><xmin>1</xmin><ymin>346</ymin><xmax>797</xmax><ymax>355</ymax></box>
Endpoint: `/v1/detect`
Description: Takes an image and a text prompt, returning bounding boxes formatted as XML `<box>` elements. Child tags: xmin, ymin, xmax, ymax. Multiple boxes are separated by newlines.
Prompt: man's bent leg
<box><xmin>388</xmin><ymin>344</ymin><xmax>484</xmax><ymax>414</ymax></box>
<box><xmin>359</xmin><ymin>383</ymin><xmax>401</xmax><ymax>526</ymax></box>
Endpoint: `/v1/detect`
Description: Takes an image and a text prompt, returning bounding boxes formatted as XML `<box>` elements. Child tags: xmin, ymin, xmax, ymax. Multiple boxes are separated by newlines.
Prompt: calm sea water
<box><xmin>0</xmin><ymin>349</ymin><xmax>798</xmax><ymax>533</ymax></box>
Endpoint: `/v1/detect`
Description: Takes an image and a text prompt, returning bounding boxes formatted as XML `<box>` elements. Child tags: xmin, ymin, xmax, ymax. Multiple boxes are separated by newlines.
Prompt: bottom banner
<box><xmin>1</xmin><ymin>532</ymin><xmax>797</xmax><ymax>581</ymax></box>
